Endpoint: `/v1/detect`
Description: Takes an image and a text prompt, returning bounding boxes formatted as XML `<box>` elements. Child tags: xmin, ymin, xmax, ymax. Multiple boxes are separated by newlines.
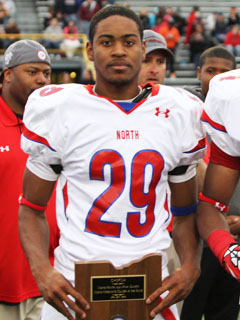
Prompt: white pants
<box><xmin>40</xmin><ymin>266</ymin><xmax>179</xmax><ymax>320</ymax></box>
<box><xmin>0</xmin><ymin>297</ymin><xmax>44</xmax><ymax>320</ymax></box>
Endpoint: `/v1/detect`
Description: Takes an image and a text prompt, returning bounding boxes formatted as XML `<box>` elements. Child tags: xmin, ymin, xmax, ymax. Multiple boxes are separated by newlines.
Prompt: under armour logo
<box><xmin>0</xmin><ymin>146</ymin><xmax>10</xmax><ymax>152</ymax></box>
<box><xmin>155</xmin><ymin>107</ymin><xmax>170</xmax><ymax>118</ymax></box>
<box><xmin>215</xmin><ymin>202</ymin><xmax>226</xmax><ymax>212</ymax></box>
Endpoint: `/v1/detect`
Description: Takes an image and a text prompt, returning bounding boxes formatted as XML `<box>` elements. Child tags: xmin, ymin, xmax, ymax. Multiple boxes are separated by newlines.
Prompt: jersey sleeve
<box><xmin>176</xmin><ymin>89</ymin><xmax>206</xmax><ymax>164</ymax></box>
<box><xmin>168</xmin><ymin>88</ymin><xmax>206</xmax><ymax>183</ymax></box>
<box><xmin>202</xmin><ymin>70</ymin><xmax>240</xmax><ymax>158</ymax></box>
<box><xmin>21</xmin><ymin>85</ymin><xmax>66</xmax><ymax>181</ymax></box>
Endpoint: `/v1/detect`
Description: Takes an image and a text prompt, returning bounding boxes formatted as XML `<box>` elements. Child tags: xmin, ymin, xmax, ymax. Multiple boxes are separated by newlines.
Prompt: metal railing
<box><xmin>0</xmin><ymin>33</ymin><xmax>95</xmax><ymax>78</ymax></box>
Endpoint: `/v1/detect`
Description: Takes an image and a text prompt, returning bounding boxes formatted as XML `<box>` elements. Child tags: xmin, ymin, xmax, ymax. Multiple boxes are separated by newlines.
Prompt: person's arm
<box><xmin>146</xmin><ymin>176</ymin><xmax>202</xmax><ymax>317</ymax></box>
<box><xmin>18</xmin><ymin>168</ymin><xmax>89</xmax><ymax>320</ymax></box>
<box><xmin>196</xmin><ymin>159</ymin><xmax>207</xmax><ymax>193</ymax></box>
<box><xmin>196</xmin><ymin>161</ymin><xmax>240</xmax><ymax>280</ymax></box>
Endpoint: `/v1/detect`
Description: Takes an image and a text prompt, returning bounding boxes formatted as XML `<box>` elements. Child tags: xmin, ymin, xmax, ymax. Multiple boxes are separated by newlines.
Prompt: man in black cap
<box><xmin>0</xmin><ymin>39</ymin><xmax>59</xmax><ymax>320</ymax></box>
<box><xmin>139</xmin><ymin>29</ymin><xmax>174</xmax><ymax>85</ymax></box>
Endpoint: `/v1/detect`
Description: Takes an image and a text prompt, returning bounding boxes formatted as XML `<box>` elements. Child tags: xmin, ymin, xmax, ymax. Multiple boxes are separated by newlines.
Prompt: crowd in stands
<box><xmin>0</xmin><ymin>0</ymin><xmax>19</xmax><ymax>49</ymax></box>
<box><xmin>35</xmin><ymin>2</ymin><xmax>240</xmax><ymax>73</ymax></box>
<box><xmin>1</xmin><ymin>1</ymin><xmax>240</xmax><ymax>72</ymax></box>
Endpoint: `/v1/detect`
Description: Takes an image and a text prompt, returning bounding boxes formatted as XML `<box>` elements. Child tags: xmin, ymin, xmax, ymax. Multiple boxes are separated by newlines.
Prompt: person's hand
<box><xmin>226</xmin><ymin>215</ymin><xmax>240</xmax><ymax>236</ymax></box>
<box><xmin>35</xmin><ymin>264</ymin><xmax>90</xmax><ymax>320</ymax></box>
<box><xmin>146</xmin><ymin>264</ymin><xmax>200</xmax><ymax>318</ymax></box>
<box><xmin>222</xmin><ymin>243</ymin><xmax>240</xmax><ymax>280</ymax></box>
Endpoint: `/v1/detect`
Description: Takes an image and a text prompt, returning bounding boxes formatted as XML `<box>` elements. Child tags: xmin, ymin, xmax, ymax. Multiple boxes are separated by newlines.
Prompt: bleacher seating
<box><xmin>2</xmin><ymin>0</ymin><xmax>240</xmax><ymax>85</ymax></box>
<box><xmin>115</xmin><ymin>0</ymin><xmax>240</xmax><ymax>86</ymax></box>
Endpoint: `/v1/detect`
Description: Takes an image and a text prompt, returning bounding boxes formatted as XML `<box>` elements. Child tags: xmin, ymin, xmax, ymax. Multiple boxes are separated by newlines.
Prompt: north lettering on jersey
<box><xmin>116</xmin><ymin>130</ymin><xmax>139</xmax><ymax>140</ymax></box>
<box><xmin>0</xmin><ymin>145</ymin><xmax>10</xmax><ymax>152</ymax></box>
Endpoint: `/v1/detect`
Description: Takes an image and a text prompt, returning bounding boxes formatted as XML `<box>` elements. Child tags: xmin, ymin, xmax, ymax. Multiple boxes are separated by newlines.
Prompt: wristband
<box><xmin>18</xmin><ymin>193</ymin><xmax>47</xmax><ymax>212</ymax></box>
<box><xmin>171</xmin><ymin>201</ymin><xmax>198</xmax><ymax>216</ymax></box>
<box><xmin>207</xmin><ymin>229</ymin><xmax>236</xmax><ymax>261</ymax></box>
<box><xmin>198</xmin><ymin>192</ymin><xmax>229</xmax><ymax>213</ymax></box>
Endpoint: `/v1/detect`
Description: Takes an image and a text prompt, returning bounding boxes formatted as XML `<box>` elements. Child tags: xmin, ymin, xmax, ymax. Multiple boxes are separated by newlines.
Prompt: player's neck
<box><xmin>1</xmin><ymin>90</ymin><xmax>24</xmax><ymax>115</ymax></box>
<box><xmin>94</xmin><ymin>81</ymin><xmax>141</xmax><ymax>101</ymax></box>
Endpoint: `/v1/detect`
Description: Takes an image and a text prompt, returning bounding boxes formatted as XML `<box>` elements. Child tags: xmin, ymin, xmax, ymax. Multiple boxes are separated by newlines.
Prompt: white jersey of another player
<box><xmin>202</xmin><ymin>68</ymin><xmax>240</xmax><ymax>156</ymax></box>
<box><xmin>21</xmin><ymin>83</ymin><xmax>206</xmax><ymax>281</ymax></box>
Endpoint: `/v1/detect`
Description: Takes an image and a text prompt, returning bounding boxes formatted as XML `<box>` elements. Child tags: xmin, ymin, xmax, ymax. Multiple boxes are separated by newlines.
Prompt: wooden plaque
<box><xmin>75</xmin><ymin>254</ymin><xmax>162</xmax><ymax>320</ymax></box>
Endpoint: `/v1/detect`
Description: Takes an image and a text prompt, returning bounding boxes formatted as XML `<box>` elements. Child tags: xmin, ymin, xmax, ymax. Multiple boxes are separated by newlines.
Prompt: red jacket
<box><xmin>0</xmin><ymin>96</ymin><xmax>59</xmax><ymax>303</ymax></box>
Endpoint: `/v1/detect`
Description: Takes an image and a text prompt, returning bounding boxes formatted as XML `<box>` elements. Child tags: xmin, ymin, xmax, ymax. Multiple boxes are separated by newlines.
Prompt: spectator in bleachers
<box><xmin>78</xmin><ymin>0</ymin><xmax>100</xmax><ymax>35</ymax></box>
<box><xmin>184</xmin><ymin>6</ymin><xmax>200</xmax><ymax>45</ymax></box>
<box><xmin>224</xmin><ymin>24</ymin><xmax>240</xmax><ymax>57</ymax></box>
<box><xmin>139</xmin><ymin>8</ymin><xmax>150</xmax><ymax>30</ymax></box>
<box><xmin>62</xmin><ymin>71</ymin><xmax>72</xmax><ymax>83</ymax></box>
<box><xmin>55</xmin><ymin>11</ymin><xmax>67</xmax><ymax>28</ymax></box>
<box><xmin>152</xmin><ymin>14</ymin><xmax>169</xmax><ymax>34</ymax></box>
<box><xmin>80</xmin><ymin>67</ymin><xmax>95</xmax><ymax>84</ymax></box>
<box><xmin>148</xmin><ymin>8</ymin><xmax>157</xmax><ymax>28</ymax></box>
<box><xmin>189</xmin><ymin>22</ymin><xmax>216</xmax><ymax>69</ymax></box>
<box><xmin>163</xmin><ymin>6</ymin><xmax>175</xmax><ymax>22</ymax></box>
<box><xmin>97</xmin><ymin>0</ymin><xmax>114</xmax><ymax>8</ymax></box>
<box><xmin>54</xmin><ymin>0</ymin><xmax>79</xmax><ymax>24</ymax></box>
<box><xmin>60</xmin><ymin>19</ymin><xmax>81</xmax><ymax>58</ymax></box>
<box><xmin>214</xmin><ymin>13</ymin><xmax>228</xmax><ymax>43</ymax></box>
<box><xmin>159</xmin><ymin>17</ymin><xmax>180</xmax><ymax>78</ymax></box>
<box><xmin>44</xmin><ymin>17</ymin><xmax>63</xmax><ymax>50</ymax></box>
<box><xmin>4</xmin><ymin>18</ymin><xmax>20</xmax><ymax>47</ymax></box>
<box><xmin>0</xmin><ymin>24</ymin><xmax>5</xmax><ymax>49</ymax></box>
<box><xmin>172</xmin><ymin>7</ymin><xmax>186</xmax><ymax>36</ymax></box>
<box><xmin>0</xmin><ymin>1</ymin><xmax>9</xmax><ymax>27</ymax></box>
<box><xmin>155</xmin><ymin>6</ymin><xmax>166</xmax><ymax>22</ymax></box>
<box><xmin>227</xmin><ymin>7</ymin><xmax>240</xmax><ymax>29</ymax></box>
<box><xmin>43</xmin><ymin>5</ymin><xmax>55</xmax><ymax>30</ymax></box>
<box><xmin>2</xmin><ymin>0</ymin><xmax>15</xmax><ymax>18</ymax></box>
<box><xmin>205</xmin><ymin>12</ymin><xmax>217</xmax><ymax>37</ymax></box>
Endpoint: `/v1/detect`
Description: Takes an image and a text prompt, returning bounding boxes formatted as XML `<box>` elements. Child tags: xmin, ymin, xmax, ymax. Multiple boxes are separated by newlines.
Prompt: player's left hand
<box><xmin>146</xmin><ymin>263</ymin><xmax>200</xmax><ymax>318</ymax></box>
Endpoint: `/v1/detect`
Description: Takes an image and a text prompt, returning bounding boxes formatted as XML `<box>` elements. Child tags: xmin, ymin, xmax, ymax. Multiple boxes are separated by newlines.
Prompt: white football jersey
<box><xmin>21</xmin><ymin>83</ymin><xmax>205</xmax><ymax>281</ymax></box>
<box><xmin>202</xmin><ymin>69</ymin><xmax>240</xmax><ymax>156</ymax></box>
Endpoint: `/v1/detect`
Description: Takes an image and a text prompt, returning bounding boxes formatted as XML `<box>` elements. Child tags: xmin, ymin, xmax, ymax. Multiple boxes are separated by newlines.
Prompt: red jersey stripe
<box><xmin>201</xmin><ymin>110</ymin><xmax>226</xmax><ymax>132</ymax></box>
<box><xmin>210</xmin><ymin>141</ymin><xmax>240</xmax><ymax>170</ymax></box>
<box><xmin>184</xmin><ymin>137</ymin><xmax>206</xmax><ymax>154</ymax></box>
<box><xmin>23</xmin><ymin>126</ymin><xmax>56</xmax><ymax>152</ymax></box>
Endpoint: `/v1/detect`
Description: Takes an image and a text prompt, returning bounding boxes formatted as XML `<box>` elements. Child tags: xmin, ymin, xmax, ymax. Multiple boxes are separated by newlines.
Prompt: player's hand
<box><xmin>146</xmin><ymin>263</ymin><xmax>200</xmax><ymax>318</ymax></box>
<box><xmin>226</xmin><ymin>215</ymin><xmax>240</xmax><ymax>236</ymax></box>
<box><xmin>222</xmin><ymin>243</ymin><xmax>240</xmax><ymax>281</ymax></box>
<box><xmin>35</xmin><ymin>264</ymin><xmax>90</xmax><ymax>320</ymax></box>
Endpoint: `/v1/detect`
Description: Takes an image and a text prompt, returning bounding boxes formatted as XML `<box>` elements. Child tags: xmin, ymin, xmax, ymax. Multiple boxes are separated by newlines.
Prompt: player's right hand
<box><xmin>222</xmin><ymin>243</ymin><xmax>240</xmax><ymax>281</ymax></box>
<box><xmin>36</xmin><ymin>264</ymin><xmax>90</xmax><ymax>319</ymax></box>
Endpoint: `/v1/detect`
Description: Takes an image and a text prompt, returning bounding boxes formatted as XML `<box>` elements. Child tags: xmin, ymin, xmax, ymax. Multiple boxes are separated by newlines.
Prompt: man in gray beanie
<box><xmin>139</xmin><ymin>29</ymin><xmax>174</xmax><ymax>85</ymax></box>
<box><xmin>0</xmin><ymin>39</ymin><xmax>59</xmax><ymax>320</ymax></box>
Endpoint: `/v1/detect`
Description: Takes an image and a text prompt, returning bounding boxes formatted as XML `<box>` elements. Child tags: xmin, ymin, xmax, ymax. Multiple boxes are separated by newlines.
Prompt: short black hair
<box><xmin>200</xmin><ymin>45</ymin><xmax>236</xmax><ymax>69</ymax></box>
<box><xmin>88</xmin><ymin>5</ymin><xmax>143</xmax><ymax>43</ymax></box>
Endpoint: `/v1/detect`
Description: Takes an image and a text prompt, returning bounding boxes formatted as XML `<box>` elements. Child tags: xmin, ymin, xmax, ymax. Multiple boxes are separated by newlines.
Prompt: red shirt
<box><xmin>0</xmin><ymin>96</ymin><xmax>59</xmax><ymax>303</ymax></box>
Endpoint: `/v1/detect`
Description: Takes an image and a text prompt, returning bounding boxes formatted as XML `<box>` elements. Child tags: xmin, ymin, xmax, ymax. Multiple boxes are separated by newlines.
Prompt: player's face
<box><xmin>5</xmin><ymin>62</ymin><xmax>51</xmax><ymax>107</ymax></box>
<box><xmin>197</xmin><ymin>57</ymin><xmax>234</xmax><ymax>98</ymax></box>
<box><xmin>87</xmin><ymin>15</ymin><xmax>145</xmax><ymax>87</ymax></box>
<box><xmin>138</xmin><ymin>50</ymin><xmax>167</xmax><ymax>85</ymax></box>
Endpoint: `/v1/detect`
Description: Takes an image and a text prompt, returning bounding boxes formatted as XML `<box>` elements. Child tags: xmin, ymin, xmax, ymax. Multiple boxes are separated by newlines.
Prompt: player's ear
<box><xmin>3</xmin><ymin>68</ymin><xmax>12</xmax><ymax>83</ymax></box>
<box><xmin>197</xmin><ymin>66</ymin><xmax>201</xmax><ymax>80</ymax></box>
<box><xmin>86</xmin><ymin>41</ymin><xmax>94</xmax><ymax>62</ymax></box>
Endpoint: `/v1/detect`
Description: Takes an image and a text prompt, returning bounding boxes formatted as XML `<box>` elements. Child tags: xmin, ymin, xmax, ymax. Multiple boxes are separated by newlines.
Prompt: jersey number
<box><xmin>85</xmin><ymin>150</ymin><xmax>164</xmax><ymax>238</ymax></box>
